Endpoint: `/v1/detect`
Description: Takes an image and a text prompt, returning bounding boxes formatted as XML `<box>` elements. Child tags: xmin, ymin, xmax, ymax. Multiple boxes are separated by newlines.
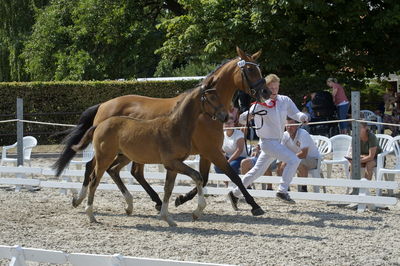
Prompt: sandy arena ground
<box><xmin>0</xmin><ymin>156</ymin><xmax>400</xmax><ymax>266</ymax></box>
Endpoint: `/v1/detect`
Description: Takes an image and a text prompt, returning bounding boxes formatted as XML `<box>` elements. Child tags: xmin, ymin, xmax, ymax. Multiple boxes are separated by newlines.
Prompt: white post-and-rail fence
<box><xmin>0</xmin><ymin>165</ymin><xmax>398</xmax><ymax>213</ymax></box>
<box><xmin>0</xmin><ymin>245</ymin><xmax>231</xmax><ymax>266</ymax></box>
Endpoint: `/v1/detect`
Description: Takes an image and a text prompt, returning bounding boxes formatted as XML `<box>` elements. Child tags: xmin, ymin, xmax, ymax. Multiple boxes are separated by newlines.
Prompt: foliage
<box><xmin>0</xmin><ymin>0</ymin><xmax>50</xmax><ymax>81</ymax></box>
<box><xmin>21</xmin><ymin>0</ymin><xmax>166</xmax><ymax>81</ymax></box>
<box><xmin>0</xmin><ymin>0</ymin><xmax>398</xmax><ymax>102</ymax></box>
<box><xmin>157</xmin><ymin>0</ymin><xmax>400</xmax><ymax>85</ymax></box>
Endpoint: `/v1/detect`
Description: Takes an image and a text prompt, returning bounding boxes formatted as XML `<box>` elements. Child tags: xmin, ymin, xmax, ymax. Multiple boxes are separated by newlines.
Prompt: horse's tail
<box><xmin>71</xmin><ymin>126</ymin><xmax>97</xmax><ymax>152</ymax></box>
<box><xmin>52</xmin><ymin>104</ymin><xmax>100</xmax><ymax>176</ymax></box>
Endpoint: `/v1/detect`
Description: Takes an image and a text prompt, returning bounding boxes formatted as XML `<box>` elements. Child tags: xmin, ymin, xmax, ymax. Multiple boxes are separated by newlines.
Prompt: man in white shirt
<box><xmin>279</xmin><ymin>117</ymin><xmax>320</xmax><ymax>192</ymax></box>
<box><xmin>228</xmin><ymin>74</ymin><xmax>308</xmax><ymax>209</ymax></box>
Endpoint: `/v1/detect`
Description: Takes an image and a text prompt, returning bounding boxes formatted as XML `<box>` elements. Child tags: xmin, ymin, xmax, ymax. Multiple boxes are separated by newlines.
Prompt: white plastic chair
<box><xmin>376</xmin><ymin>134</ymin><xmax>393</xmax><ymax>152</ymax></box>
<box><xmin>321</xmin><ymin>134</ymin><xmax>352</xmax><ymax>179</ymax></box>
<box><xmin>376</xmin><ymin>136</ymin><xmax>399</xmax><ymax>195</ymax></box>
<box><xmin>360</xmin><ymin>110</ymin><xmax>383</xmax><ymax>133</ymax></box>
<box><xmin>310</xmin><ymin>135</ymin><xmax>332</xmax><ymax>193</ymax></box>
<box><xmin>68</xmin><ymin>143</ymin><xmax>94</xmax><ymax>169</ymax></box>
<box><xmin>1</xmin><ymin>136</ymin><xmax>38</xmax><ymax>167</ymax></box>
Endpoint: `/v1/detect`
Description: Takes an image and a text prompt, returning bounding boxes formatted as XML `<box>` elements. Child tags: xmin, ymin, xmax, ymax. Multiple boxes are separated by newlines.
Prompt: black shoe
<box><xmin>227</xmin><ymin>191</ymin><xmax>239</xmax><ymax>211</ymax></box>
<box><xmin>276</xmin><ymin>192</ymin><xmax>296</xmax><ymax>204</ymax></box>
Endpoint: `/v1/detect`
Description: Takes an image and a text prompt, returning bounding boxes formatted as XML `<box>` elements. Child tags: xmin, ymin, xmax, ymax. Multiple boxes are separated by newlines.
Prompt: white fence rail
<box><xmin>0</xmin><ymin>166</ymin><xmax>398</xmax><ymax>212</ymax></box>
<box><xmin>0</xmin><ymin>245</ymin><xmax>230</xmax><ymax>266</ymax></box>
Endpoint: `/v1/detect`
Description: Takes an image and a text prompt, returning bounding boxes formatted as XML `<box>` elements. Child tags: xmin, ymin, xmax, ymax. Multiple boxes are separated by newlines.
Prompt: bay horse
<box><xmin>71</xmin><ymin>79</ymin><xmax>227</xmax><ymax>226</ymax></box>
<box><xmin>53</xmin><ymin>47</ymin><xmax>270</xmax><ymax>216</ymax></box>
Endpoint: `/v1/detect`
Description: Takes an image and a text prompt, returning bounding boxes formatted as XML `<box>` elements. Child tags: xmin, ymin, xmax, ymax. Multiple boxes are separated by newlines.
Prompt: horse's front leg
<box><xmin>165</xmin><ymin>160</ymin><xmax>206</xmax><ymax>221</ymax></box>
<box><xmin>106</xmin><ymin>154</ymin><xmax>134</xmax><ymax>215</ymax></box>
<box><xmin>72</xmin><ymin>159</ymin><xmax>93</xmax><ymax>207</ymax></box>
<box><xmin>175</xmin><ymin>156</ymin><xmax>210</xmax><ymax>207</ymax></box>
<box><xmin>160</xmin><ymin>170</ymin><xmax>178</xmax><ymax>227</ymax></box>
<box><xmin>211</xmin><ymin>152</ymin><xmax>264</xmax><ymax>216</ymax></box>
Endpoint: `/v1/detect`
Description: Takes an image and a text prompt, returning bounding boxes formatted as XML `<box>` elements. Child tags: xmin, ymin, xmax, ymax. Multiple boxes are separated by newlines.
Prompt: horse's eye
<box><xmin>209</xmin><ymin>94</ymin><xmax>217</xmax><ymax>101</ymax></box>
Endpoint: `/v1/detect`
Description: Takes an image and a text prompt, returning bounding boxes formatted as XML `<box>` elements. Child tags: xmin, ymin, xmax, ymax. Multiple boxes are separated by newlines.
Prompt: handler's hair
<box><xmin>359</xmin><ymin>121</ymin><xmax>369</xmax><ymax>129</ymax></box>
<box><xmin>265</xmin><ymin>74</ymin><xmax>280</xmax><ymax>85</ymax></box>
<box><xmin>327</xmin><ymin>77</ymin><xmax>338</xmax><ymax>83</ymax></box>
<box><xmin>286</xmin><ymin>117</ymin><xmax>298</xmax><ymax>122</ymax></box>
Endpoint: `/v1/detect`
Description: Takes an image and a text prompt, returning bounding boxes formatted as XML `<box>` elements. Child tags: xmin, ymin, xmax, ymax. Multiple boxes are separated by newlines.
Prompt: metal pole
<box><xmin>16</xmin><ymin>98</ymin><xmax>24</xmax><ymax>166</ymax></box>
<box><xmin>351</xmin><ymin>92</ymin><xmax>361</xmax><ymax>193</ymax></box>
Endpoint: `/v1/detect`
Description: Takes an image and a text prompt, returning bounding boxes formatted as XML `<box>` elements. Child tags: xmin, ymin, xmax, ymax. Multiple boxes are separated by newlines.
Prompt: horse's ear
<box><xmin>236</xmin><ymin>46</ymin><xmax>247</xmax><ymax>59</ymax></box>
<box><xmin>252</xmin><ymin>49</ymin><xmax>262</xmax><ymax>60</ymax></box>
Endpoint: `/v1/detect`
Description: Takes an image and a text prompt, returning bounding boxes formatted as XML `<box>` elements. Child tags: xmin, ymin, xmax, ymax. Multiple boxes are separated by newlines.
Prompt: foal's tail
<box><xmin>52</xmin><ymin>104</ymin><xmax>100</xmax><ymax>176</ymax></box>
<box><xmin>71</xmin><ymin>126</ymin><xmax>96</xmax><ymax>152</ymax></box>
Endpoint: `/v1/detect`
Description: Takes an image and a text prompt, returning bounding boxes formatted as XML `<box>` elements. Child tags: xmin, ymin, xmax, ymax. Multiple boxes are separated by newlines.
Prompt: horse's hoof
<box><xmin>89</xmin><ymin>218</ymin><xmax>99</xmax><ymax>223</ymax></box>
<box><xmin>175</xmin><ymin>195</ymin><xmax>183</xmax><ymax>207</ymax></box>
<box><xmin>168</xmin><ymin>221</ymin><xmax>177</xmax><ymax>227</ymax></box>
<box><xmin>251</xmin><ymin>207</ymin><xmax>265</xmax><ymax>216</ymax></box>
<box><xmin>72</xmin><ymin>198</ymin><xmax>79</xmax><ymax>208</ymax></box>
<box><xmin>192</xmin><ymin>213</ymin><xmax>199</xmax><ymax>221</ymax></box>
<box><xmin>125</xmin><ymin>207</ymin><xmax>133</xmax><ymax>216</ymax></box>
<box><xmin>155</xmin><ymin>204</ymin><xmax>162</xmax><ymax>212</ymax></box>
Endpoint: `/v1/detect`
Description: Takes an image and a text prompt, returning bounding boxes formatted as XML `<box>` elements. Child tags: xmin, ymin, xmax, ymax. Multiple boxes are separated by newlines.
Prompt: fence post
<box><xmin>351</xmin><ymin>91</ymin><xmax>361</xmax><ymax>194</ymax></box>
<box><xmin>16</xmin><ymin>98</ymin><xmax>24</xmax><ymax>166</ymax></box>
<box><xmin>15</xmin><ymin>98</ymin><xmax>24</xmax><ymax>192</ymax></box>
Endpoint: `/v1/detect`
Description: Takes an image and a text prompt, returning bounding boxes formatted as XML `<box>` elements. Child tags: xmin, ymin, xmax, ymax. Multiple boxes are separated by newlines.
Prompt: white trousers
<box><xmin>232</xmin><ymin>138</ymin><xmax>300</xmax><ymax>196</ymax></box>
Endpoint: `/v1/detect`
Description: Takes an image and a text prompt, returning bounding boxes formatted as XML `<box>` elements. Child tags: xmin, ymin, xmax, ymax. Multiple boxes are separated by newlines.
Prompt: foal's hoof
<box><xmin>155</xmin><ymin>204</ymin><xmax>162</xmax><ymax>212</ymax></box>
<box><xmin>72</xmin><ymin>198</ymin><xmax>79</xmax><ymax>208</ymax></box>
<box><xmin>125</xmin><ymin>207</ymin><xmax>133</xmax><ymax>216</ymax></box>
<box><xmin>251</xmin><ymin>207</ymin><xmax>265</xmax><ymax>216</ymax></box>
<box><xmin>175</xmin><ymin>195</ymin><xmax>184</xmax><ymax>207</ymax></box>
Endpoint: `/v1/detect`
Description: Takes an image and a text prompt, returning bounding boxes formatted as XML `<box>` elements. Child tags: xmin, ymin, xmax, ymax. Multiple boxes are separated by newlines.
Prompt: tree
<box><xmin>0</xmin><ymin>0</ymin><xmax>50</xmax><ymax>81</ymax></box>
<box><xmin>22</xmin><ymin>0</ymin><xmax>182</xmax><ymax>80</ymax></box>
<box><xmin>156</xmin><ymin>0</ymin><xmax>400</xmax><ymax>87</ymax></box>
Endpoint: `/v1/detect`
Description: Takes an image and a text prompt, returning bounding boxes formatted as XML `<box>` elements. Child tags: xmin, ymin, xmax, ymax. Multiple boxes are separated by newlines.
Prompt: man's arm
<box><xmin>297</xmin><ymin>147</ymin><xmax>309</xmax><ymax>159</ymax></box>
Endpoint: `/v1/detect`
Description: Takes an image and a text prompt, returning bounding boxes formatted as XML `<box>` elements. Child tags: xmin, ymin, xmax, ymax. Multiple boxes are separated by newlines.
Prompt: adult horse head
<box><xmin>205</xmin><ymin>47</ymin><xmax>270</xmax><ymax>109</ymax></box>
<box><xmin>53</xmin><ymin>47</ymin><xmax>267</xmax><ymax>217</ymax></box>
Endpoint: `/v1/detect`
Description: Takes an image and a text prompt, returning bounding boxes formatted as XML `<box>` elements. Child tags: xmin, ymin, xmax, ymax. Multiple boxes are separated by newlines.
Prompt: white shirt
<box><xmin>222</xmin><ymin>130</ymin><xmax>247</xmax><ymax>158</ymax></box>
<box><xmin>281</xmin><ymin>128</ymin><xmax>320</xmax><ymax>158</ymax></box>
<box><xmin>239</xmin><ymin>95</ymin><xmax>308</xmax><ymax>140</ymax></box>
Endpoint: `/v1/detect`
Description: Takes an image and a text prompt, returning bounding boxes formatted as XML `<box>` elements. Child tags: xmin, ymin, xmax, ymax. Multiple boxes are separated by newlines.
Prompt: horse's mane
<box><xmin>203</xmin><ymin>57</ymin><xmax>237</xmax><ymax>82</ymax></box>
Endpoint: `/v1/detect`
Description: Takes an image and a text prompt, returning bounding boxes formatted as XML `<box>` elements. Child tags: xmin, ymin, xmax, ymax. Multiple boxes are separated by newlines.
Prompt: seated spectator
<box><xmin>240</xmin><ymin>144</ymin><xmax>277</xmax><ymax>190</ymax></box>
<box><xmin>278</xmin><ymin>117</ymin><xmax>320</xmax><ymax>192</ymax></box>
<box><xmin>228</xmin><ymin>103</ymin><xmax>239</xmax><ymax>126</ymax></box>
<box><xmin>214</xmin><ymin>118</ymin><xmax>247</xmax><ymax>181</ymax></box>
<box><xmin>346</xmin><ymin>122</ymin><xmax>382</xmax><ymax>180</ymax></box>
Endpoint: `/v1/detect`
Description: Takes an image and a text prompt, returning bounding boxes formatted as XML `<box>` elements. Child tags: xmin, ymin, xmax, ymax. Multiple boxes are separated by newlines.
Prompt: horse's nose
<box><xmin>220</xmin><ymin>112</ymin><xmax>229</xmax><ymax>123</ymax></box>
<box><xmin>261</xmin><ymin>88</ymin><xmax>271</xmax><ymax>99</ymax></box>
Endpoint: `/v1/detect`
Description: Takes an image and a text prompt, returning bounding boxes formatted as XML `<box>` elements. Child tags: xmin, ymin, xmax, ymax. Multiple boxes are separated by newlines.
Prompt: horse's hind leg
<box><xmin>175</xmin><ymin>156</ymin><xmax>210</xmax><ymax>207</ymax></box>
<box><xmin>160</xmin><ymin>170</ymin><xmax>177</xmax><ymax>227</ymax></box>
<box><xmin>131</xmin><ymin>163</ymin><xmax>163</xmax><ymax>212</ymax></box>
<box><xmin>106</xmin><ymin>154</ymin><xmax>134</xmax><ymax>215</ymax></box>
<box><xmin>72</xmin><ymin>159</ymin><xmax>93</xmax><ymax>207</ymax></box>
<box><xmin>165</xmin><ymin>160</ymin><xmax>206</xmax><ymax>220</ymax></box>
<box><xmin>85</xmin><ymin>169</ymin><xmax>102</xmax><ymax>223</ymax></box>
